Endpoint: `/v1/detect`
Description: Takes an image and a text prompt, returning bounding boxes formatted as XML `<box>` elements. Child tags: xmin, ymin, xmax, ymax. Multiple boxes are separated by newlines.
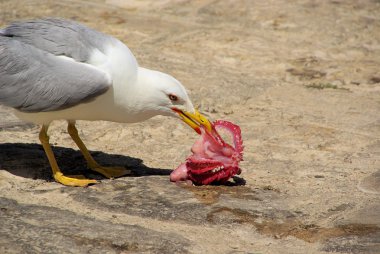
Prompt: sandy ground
<box><xmin>0</xmin><ymin>0</ymin><xmax>380</xmax><ymax>253</ymax></box>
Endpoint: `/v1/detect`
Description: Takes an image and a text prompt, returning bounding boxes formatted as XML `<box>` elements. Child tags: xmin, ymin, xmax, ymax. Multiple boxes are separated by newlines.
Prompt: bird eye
<box><xmin>168</xmin><ymin>94</ymin><xmax>178</xmax><ymax>101</ymax></box>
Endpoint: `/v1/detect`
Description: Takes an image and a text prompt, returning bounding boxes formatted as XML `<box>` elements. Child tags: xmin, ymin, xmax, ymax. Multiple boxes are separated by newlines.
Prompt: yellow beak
<box><xmin>173</xmin><ymin>109</ymin><xmax>212</xmax><ymax>134</ymax></box>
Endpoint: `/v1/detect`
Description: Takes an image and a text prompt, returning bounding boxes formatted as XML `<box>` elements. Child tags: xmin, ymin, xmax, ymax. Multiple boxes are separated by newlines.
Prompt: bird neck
<box><xmin>110</xmin><ymin>67</ymin><xmax>160</xmax><ymax>122</ymax></box>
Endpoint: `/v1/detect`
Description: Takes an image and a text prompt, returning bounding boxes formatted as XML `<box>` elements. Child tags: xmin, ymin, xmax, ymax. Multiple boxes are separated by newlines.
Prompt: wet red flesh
<box><xmin>170</xmin><ymin>120</ymin><xmax>243</xmax><ymax>185</ymax></box>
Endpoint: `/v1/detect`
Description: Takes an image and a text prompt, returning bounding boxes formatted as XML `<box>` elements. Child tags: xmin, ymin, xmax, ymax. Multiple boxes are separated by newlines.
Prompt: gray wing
<box><xmin>0</xmin><ymin>18</ymin><xmax>114</xmax><ymax>62</ymax></box>
<box><xmin>0</xmin><ymin>36</ymin><xmax>111</xmax><ymax>112</ymax></box>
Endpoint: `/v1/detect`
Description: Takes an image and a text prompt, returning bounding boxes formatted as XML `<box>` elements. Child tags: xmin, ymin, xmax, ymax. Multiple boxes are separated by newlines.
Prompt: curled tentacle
<box><xmin>171</xmin><ymin>120</ymin><xmax>244</xmax><ymax>185</ymax></box>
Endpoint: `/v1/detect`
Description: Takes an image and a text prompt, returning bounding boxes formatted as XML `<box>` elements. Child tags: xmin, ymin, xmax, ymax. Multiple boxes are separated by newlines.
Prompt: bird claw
<box><xmin>54</xmin><ymin>173</ymin><xmax>98</xmax><ymax>187</ymax></box>
<box><xmin>88</xmin><ymin>164</ymin><xmax>131</xmax><ymax>179</ymax></box>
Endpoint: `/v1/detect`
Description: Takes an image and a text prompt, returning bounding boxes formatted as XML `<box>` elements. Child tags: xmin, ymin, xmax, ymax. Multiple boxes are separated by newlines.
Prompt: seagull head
<box><xmin>136</xmin><ymin>68</ymin><xmax>212</xmax><ymax>134</ymax></box>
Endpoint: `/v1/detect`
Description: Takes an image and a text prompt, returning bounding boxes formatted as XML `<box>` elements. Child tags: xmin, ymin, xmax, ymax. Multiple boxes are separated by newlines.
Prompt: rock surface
<box><xmin>0</xmin><ymin>0</ymin><xmax>379</xmax><ymax>253</ymax></box>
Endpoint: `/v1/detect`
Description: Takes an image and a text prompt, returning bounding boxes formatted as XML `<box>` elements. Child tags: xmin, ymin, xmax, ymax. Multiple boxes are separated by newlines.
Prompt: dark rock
<box><xmin>0</xmin><ymin>197</ymin><xmax>190</xmax><ymax>254</ymax></box>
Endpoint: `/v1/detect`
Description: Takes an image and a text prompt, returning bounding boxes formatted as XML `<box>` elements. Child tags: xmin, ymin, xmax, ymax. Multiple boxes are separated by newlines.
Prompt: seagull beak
<box><xmin>172</xmin><ymin>108</ymin><xmax>212</xmax><ymax>134</ymax></box>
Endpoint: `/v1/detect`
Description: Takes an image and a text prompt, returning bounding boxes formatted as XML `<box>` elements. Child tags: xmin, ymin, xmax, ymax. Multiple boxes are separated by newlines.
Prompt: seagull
<box><xmin>0</xmin><ymin>18</ymin><xmax>211</xmax><ymax>187</ymax></box>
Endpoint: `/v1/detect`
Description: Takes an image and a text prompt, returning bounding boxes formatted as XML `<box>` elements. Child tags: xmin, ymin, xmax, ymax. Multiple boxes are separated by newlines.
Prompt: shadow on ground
<box><xmin>1</xmin><ymin>146</ymin><xmax>379</xmax><ymax>253</ymax></box>
<box><xmin>0</xmin><ymin>143</ymin><xmax>172</xmax><ymax>181</ymax></box>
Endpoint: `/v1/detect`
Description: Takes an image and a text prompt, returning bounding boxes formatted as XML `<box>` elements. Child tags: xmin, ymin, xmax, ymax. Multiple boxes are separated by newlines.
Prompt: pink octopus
<box><xmin>171</xmin><ymin>120</ymin><xmax>244</xmax><ymax>185</ymax></box>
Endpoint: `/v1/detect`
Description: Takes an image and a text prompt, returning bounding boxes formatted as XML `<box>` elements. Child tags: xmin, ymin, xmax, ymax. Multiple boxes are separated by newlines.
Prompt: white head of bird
<box><xmin>130</xmin><ymin>67</ymin><xmax>212</xmax><ymax>134</ymax></box>
<box><xmin>134</xmin><ymin>68</ymin><xmax>194</xmax><ymax>117</ymax></box>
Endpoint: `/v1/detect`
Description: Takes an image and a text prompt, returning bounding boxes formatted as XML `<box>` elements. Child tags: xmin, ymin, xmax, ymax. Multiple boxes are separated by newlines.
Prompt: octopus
<box><xmin>171</xmin><ymin>120</ymin><xmax>244</xmax><ymax>185</ymax></box>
